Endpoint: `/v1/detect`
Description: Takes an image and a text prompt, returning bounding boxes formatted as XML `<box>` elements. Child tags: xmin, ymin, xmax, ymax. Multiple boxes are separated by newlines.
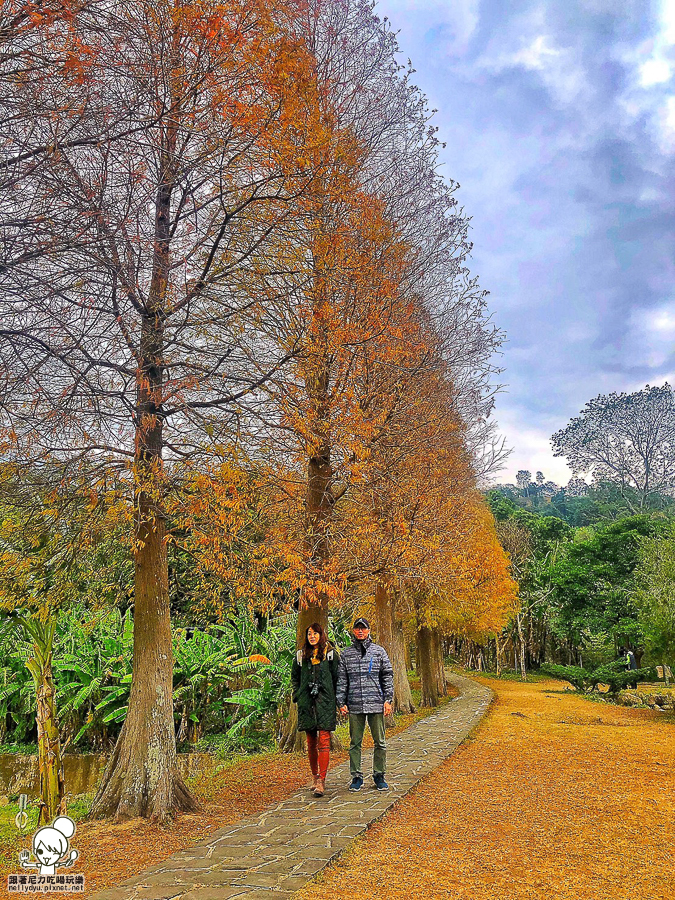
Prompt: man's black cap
<box><xmin>353</xmin><ymin>617</ymin><xmax>370</xmax><ymax>630</ymax></box>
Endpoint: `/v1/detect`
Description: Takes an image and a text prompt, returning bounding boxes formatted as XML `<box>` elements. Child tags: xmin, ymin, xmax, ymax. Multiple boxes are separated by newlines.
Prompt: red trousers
<box><xmin>306</xmin><ymin>729</ymin><xmax>330</xmax><ymax>779</ymax></box>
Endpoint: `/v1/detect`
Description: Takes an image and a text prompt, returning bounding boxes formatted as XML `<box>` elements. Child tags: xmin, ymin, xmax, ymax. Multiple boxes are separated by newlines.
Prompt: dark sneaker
<box><xmin>348</xmin><ymin>775</ymin><xmax>364</xmax><ymax>792</ymax></box>
<box><xmin>373</xmin><ymin>774</ymin><xmax>389</xmax><ymax>791</ymax></box>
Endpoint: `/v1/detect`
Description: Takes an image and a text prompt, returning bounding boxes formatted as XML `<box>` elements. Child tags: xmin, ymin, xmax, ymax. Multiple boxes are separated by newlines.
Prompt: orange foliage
<box><xmin>335</xmin><ymin>315</ymin><xmax>517</xmax><ymax>640</ymax></box>
<box><xmin>167</xmin><ymin>458</ymin><xmax>287</xmax><ymax>620</ymax></box>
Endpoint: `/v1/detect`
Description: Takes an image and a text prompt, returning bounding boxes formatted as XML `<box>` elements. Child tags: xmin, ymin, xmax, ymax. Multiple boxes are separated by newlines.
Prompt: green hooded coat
<box><xmin>291</xmin><ymin>647</ymin><xmax>340</xmax><ymax>732</ymax></box>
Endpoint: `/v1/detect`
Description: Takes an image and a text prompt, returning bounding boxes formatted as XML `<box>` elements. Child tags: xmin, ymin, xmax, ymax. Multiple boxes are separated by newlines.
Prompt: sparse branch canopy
<box><xmin>0</xmin><ymin>0</ymin><xmax>328</xmax><ymax>822</ymax></box>
<box><xmin>552</xmin><ymin>383</ymin><xmax>675</xmax><ymax>511</ymax></box>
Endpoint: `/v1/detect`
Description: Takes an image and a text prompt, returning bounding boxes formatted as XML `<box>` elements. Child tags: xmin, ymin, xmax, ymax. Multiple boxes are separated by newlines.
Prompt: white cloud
<box><xmin>493</xmin><ymin>407</ymin><xmax>573</xmax><ymax>486</ymax></box>
<box><xmin>650</xmin><ymin>307</ymin><xmax>675</xmax><ymax>332</ymax></box>
<box><xmin>509</xmin><ymin>34</ymin><xmax>560</xmax><ymax>71</ymax></box>
<box><xmin>620</xmin><ymin>0</ymin><xmax>675</xmax><ymax>151</ymax></box>
<box><xmin>662</xmin><ymin>95</ymin><xmax>675</xmax><ymax>144</ymax></box>
<box><xmin>479</xmin><ymin>26</ymin><xmax>588</xmax><ymax>107</ymax></box>
<box><xmin>662</xmin><ymin>0</ymin><xmax>675</xmax><ymax>44</ymax></box>
<box><xmin>626</xmin><ymin>301</ymin><xmax>675</xmax><ymax>368</ymax></box>
<box><xmin>639</xmin><ymin>57</ymin><xmax>672</xmax><ymax>87</ymax></box>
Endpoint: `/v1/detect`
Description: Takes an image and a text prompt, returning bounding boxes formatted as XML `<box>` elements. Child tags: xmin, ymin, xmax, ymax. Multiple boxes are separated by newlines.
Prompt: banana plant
<box><xmin>55</xmin><ymin>609</ymin><xmax>134</xmax><ymax>749</ymax></box>
<box><xmin>0</xmin><ymin>639</ymin><xmax>36</xmax><ymax>745</ymax></box>
<box><xmin>0</xmin><ymin>613</ymin><xmax>65</xmax><ymax>824</ymax></box>
<box><xmin>222</xmin><ymin>617</ymin><xmax>298</xmax><ymax>742</ymax></box>
<box><xmin>173</xmin><ymin>628</ymin><xmax>242</xmax><ymax>744</ymax></box>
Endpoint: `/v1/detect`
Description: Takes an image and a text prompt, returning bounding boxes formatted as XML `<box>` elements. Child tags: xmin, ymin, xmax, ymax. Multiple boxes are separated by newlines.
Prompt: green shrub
<box><xmin>540</xmin><ymin>664</ymin><xmax>592</xmax><ymax>691</ymax></box>
<box><xmin>541</xmin><ymin>661</ymin><xmax>658</xmax><ymax>694</ymax></box>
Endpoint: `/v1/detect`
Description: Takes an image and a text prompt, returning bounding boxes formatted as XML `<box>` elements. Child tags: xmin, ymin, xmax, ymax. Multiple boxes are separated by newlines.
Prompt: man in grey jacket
<box><xmin>336</xmin><ymin>617</ymin><xmax>394</xmax><ymax>792</ymax></box>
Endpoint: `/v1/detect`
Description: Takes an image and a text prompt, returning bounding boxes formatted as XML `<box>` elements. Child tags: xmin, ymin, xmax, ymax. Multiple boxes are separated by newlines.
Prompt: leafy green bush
<box><xmin>0</xmin><ymin>742</ymin><xmax>38</xmax><ymax>755</ymax></box>
<box><xmin>0</xmin><ymin>640</ymin><xmax>36</xmax><ymax>745</ymax></box>
<box><xmin>56</xmin><ymin>609</ymin><xmax>134</xmax><ymax>749</ymax></box>
<box><xmin>540</xmin><ymin>664</ymin><xmax>592</xmax><ymax>692</ymax></box>
<box><xmin>541</xmin><ymin>661</ymin><xmax>658</xmax><ymax>694</ymax></box>
<box><xmin>591</xmin><ymin>664</ymin><xmax>657</xmax><ymax>693</ymax></box>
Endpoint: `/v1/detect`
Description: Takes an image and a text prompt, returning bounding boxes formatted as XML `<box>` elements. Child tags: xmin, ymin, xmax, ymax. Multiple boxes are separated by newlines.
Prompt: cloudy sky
<box><xmin>375</xmin><ymin>0</ymin><xmax>675</xmax><ymax>485</ymax></box>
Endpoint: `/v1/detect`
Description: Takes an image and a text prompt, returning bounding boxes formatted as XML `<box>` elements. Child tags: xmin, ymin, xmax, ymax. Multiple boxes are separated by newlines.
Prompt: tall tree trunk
<box><xmin>373</xmin><ymin>580</ymin><xmax>395</xmax><ymax>727</ymax></box>
<box><xmin>404</xmin><ymin>633</ymin><xmax>412</xmax><ymax>672</ymax></box>
<box><xmin>432</xmin><ymin>629</ymin><xmax>447</xmax><ymax>697</ymax></box>
<box><xmin>495</xmin><ymin>632</ymin><xmax>503</xmax><ymax>676</ymax></box>
<box><xmin>90</xmin><ymin>118</ymin><xmax>197</xmax><ymax>821</ymax></box>
<box><xmin>90</xmin><ymin>493</ymin><xmax>196</xmax><ymax>820</ymax></box>
<box><xmin>374</xmin><ymin>581</ymin><xmax>414</xmax><ymax>722</ymax></box>
<box><xmin>392</xmin><ymin>617</ymin><xmax>415</xmax><ymax>714</ymax></box>
<box><xmin>278</xmin><ymin>702</ymin><xmax>305</xmax><ymax>753</ymax></box>
<box><xmin>418</xmin><ymin>626</ymin><xmax>438</xmax><ymax>707</ymax></box>
<box><xmin>516</xmin><ymin>613</ymin><xmax>527</xmax><ymax>681</ymax></box>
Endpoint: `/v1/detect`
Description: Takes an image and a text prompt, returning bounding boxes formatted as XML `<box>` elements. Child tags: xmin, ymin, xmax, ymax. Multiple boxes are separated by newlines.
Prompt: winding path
<box><xmin>94</xmin><ymin>675</ymin><xmax>492</xmax><ymax>900</ymax></box>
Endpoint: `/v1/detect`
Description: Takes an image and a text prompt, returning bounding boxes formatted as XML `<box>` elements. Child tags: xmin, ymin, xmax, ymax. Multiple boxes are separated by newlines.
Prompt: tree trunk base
<box><xmin>89</xmin><ymin>728</ymin><xmax>198</xmax><ymax>823</ymax></box>
<box><xmin>278</xmin><ymin>701</ymin><xmax>304</xmax><ymax>753</ymax></box>
<box><xmin>418</xmin><ymin>626</ymin><xmax>439</xmax><ymax>708</ymax></box>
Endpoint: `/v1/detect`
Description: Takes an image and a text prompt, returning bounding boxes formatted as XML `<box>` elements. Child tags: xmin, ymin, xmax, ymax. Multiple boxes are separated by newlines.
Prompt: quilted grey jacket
<box><xmin>336</xmin><ymin>636</ymin><xmax>394</xmax><ymax>714</ymax></box>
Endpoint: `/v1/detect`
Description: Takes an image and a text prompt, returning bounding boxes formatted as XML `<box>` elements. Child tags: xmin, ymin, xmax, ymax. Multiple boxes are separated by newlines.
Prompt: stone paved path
<box><xmin>94</xmin><ymin>674</ymin><xmax>492</xmax><ymax>900</ymax></box>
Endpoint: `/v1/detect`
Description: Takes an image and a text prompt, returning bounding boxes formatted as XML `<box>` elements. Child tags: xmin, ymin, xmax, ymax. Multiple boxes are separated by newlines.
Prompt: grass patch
<box><xmin>462</xmin><ymin>668</ymin><xmax>550</xmax><ymax>683</ymax></box>
<box><xmin>187</xmin><ymin>727</ymin><xmax>275</xmax><ymax>760</ymax></box>
<box><xmin>0</xmin><ymin>794</ymin><xmax>91</xmax><ymax>873</ymax></box>
<box><xmin>185</xmin><ymin>749</ymin><xmax>284</xmax><ymax>803</ymax></box>
<box><xmin>0</xmin><ymin>744</ymin><xmax>38</xmax><ymax>756</ymax></box>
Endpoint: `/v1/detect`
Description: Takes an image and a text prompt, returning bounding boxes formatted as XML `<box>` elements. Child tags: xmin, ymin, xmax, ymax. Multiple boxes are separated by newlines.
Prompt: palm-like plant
<box><xmin>224</xmin><ymin>617</ymin><xmax>300</xmax><ymax>743</ymax></box>
<box><xmin>173</xmin><ymin>627</ymin><xmax>256</xmax><ymax>744</ymax></box>
<box><xmin>0</xmin><ymin>638</ymin><xmax>36</xmax><ymax>745</ymax></box>
<box><xmin>55</xmin><ymin>609</ymin><xmax>133</xmax><ymax>750</ymax></box>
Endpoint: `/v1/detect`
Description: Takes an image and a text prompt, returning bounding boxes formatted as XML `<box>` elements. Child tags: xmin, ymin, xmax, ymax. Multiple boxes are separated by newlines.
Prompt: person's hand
<box><xmin>340</xmin><ymin>705</ymin><xmax>348</xmax><ymax>715</ymax></box>
<box><xmin>384</xmin><ymin>701</ymin><xmax>393</xmax><ymax>716</ymax></box>
<box><xmin>19</xmin><ymin>850</ymin><xmax>29</xmax><ymax>868</ymax></box>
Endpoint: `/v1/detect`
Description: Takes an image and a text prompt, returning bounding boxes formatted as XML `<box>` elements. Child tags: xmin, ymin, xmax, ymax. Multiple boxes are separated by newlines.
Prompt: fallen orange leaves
<box><xmin>298</xmin><ymin>678</ymin><xmax>675</xmax><ymax>900</ymax></box>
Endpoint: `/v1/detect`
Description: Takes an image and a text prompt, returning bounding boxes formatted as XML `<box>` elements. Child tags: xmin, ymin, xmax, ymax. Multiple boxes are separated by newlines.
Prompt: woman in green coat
<box><xmin>291</xmin><ymin>622</ymin><xmax>339</xmax><ymax>797</ymax></box>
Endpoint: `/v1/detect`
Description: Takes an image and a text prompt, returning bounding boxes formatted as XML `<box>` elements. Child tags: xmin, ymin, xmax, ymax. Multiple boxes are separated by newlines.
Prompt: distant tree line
<box><xmin>473</xmin><ymin>381</ymin><xmax>675</xmax><ymax>685</ymax></box>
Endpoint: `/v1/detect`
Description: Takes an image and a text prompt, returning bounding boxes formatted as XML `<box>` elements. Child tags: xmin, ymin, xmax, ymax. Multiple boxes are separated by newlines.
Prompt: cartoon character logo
<box><xmin>19</xmin><ymin>815</ymin><xmax>79</xmax><ymax>875</ymax></box>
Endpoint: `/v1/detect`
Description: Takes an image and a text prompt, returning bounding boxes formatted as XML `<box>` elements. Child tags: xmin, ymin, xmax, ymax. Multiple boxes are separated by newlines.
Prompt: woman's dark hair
<box><xmin>302</xmin><ymin>622</ymin><xmax>328</xmax><ymax>662</ymax></box>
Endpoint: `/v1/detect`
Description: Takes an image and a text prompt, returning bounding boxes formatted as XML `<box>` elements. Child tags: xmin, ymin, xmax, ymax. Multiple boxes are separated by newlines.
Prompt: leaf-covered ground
<box><xmin>298</xmin><ymin>678</ymin><xmax>675</xmax><ymax>900</ymax></box>
<box><xmin>0</xmin><ymin>695</ymin><xmax>447</xmax><ymax>898</ymax></box>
